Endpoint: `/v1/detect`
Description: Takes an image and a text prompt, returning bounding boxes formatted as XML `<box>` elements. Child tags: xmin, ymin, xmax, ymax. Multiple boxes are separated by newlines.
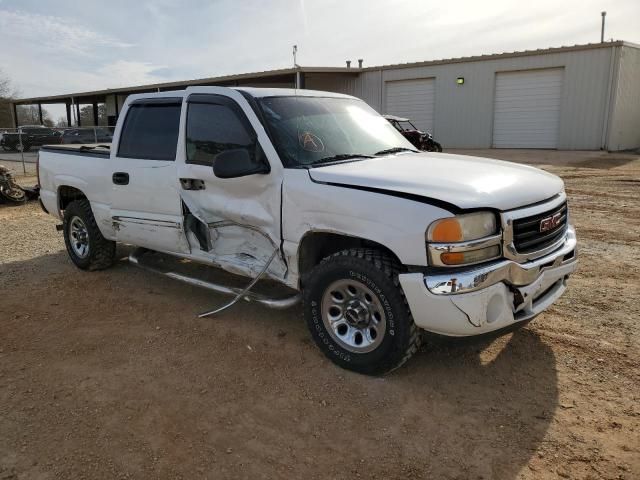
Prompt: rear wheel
<box><xmin>63</xmin><ymin>199</ymin><xmax>116</xmax><ymax>270</ymax></box>
<box><xmin>303</xmin><ymin>248</ymin><xmax>421</xmax><ymax>375</ymax></box>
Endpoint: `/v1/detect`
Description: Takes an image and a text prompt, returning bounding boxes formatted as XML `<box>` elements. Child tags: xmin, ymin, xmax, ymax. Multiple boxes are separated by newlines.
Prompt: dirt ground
<box><xmin>1</xmin><ymin>150</ymin><xmax>638</xmax><ymax>479</ymax></box>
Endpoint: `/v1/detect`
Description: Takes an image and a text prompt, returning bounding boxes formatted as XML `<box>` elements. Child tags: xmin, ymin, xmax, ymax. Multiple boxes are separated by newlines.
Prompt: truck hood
<box><xmin>308</xmin><ymin>152</ymin><xmax>564</xmax><ymax>211</ymax></box>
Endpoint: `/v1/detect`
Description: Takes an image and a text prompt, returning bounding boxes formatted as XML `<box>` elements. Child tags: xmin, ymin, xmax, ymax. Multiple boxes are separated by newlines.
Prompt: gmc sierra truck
<box><xmin>38</xmin><ymin>87</ymin><xmax>577</xmax><ymax>375</ymax></box>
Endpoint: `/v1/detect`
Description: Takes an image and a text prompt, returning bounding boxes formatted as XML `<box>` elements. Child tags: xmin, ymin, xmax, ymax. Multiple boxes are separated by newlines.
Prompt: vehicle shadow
<box><xmin>0</xmin><ymin>250</ymin><xmax>557</xmax><ymax>480</ymax></box>
<box><xmin>388</xmin><ymin>330</ymin><xmax>558</xmax><ymax>478</ymax></box>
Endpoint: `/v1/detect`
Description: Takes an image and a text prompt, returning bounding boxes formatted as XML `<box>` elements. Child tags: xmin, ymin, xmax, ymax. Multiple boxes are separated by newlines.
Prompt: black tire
<box><xmin>303</xmin><ymin>248</ymin><xmax>421</xmax><ymax>375</ymax></box>
<box><xmin>63</xmin><ymin>199</ymin><xmax>116</xmax><ymax>270</ymax></box>
<box><xmin>433</xmin><ymin>141</ymin><xmax>443</xmax><ymax>153</ymax></box>
<box><xmin>0</xmin><ymin>184</ymin><xmax>26</xmax><ymax>203</ymax></box>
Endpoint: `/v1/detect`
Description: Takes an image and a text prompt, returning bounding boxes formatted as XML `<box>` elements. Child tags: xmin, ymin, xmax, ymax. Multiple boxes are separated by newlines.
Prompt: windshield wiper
<box><xmin>311</xmin><ymin>153</ymin><xmax>374</xmax><ymax>166</ymax></box>
<box><xmin>374</xmin><ymin>147</ymin><xmax>417</xmax><ymax>156</ymax></box>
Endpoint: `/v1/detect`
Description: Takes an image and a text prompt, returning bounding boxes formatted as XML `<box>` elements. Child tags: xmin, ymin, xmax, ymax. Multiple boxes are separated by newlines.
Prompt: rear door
<box><xmin>175</xmin><ymin>88</ymin><xmax>286</xmax><ymax>279</ymax></box>
<box><xmin>109</xmin><ymin>96</ymin><xmax>190</xmax><ymax>254</ymax></box>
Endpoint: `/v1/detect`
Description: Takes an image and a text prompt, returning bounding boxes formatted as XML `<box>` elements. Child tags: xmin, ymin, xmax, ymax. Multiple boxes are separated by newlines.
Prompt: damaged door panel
<box><xmin>176</xmin><ymin>90</ymin><xmax>286</xmax><ymax>280</ymax></box>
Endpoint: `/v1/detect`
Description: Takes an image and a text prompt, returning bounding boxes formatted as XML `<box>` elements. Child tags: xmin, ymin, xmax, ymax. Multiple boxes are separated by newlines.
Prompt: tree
<box><xmin>15</xmin><ymin>105</ymin><xmax>54</xmax><ymax>127</ymax></box>
<box><xmin>0</xmin><ymin>68</ymin><xmax>17</xmax><ymax>127</ymax></box>
<box><xmin>79</xmin><ymin>104</ymin><xmax>107</xmax><ymax>126</ymax></box>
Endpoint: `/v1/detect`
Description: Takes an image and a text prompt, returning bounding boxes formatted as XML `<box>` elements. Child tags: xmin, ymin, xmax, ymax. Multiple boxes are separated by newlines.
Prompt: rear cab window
<box><xmin>118</xmin><ymin>99</ymin><xmax>182</xmax><ymax>160</ymax></box>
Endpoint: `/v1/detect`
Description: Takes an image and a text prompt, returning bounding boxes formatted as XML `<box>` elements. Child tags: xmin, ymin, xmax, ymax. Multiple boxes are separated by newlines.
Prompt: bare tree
<box><xmin>0</xmin><ymin>68</ymin><xmax>17</xmax><ymax>127</ymax></box>
<box><xmin>79</xmin><ymin>104</ymin><xmax>107</xmax><ymax>126</ymax></box>
<box><xmin>16</xmin><ymin>105</ymin><xmax>54</xmax><ymax>127</ymax></box>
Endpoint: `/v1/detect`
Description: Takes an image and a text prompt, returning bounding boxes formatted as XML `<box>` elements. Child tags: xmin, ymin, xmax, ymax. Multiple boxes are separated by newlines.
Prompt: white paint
<box><xmin>307</xmin><ymin>151</ymin><xmax>564</xmax><ymax>210</ymax></box>
<box><xmin>492</xmin><ymin>68</ymin><xmax>564</xmax><ymax>148</ymax></box>
<box><xmin>38</xmin><ymin>86</ymin><xmax>574</xmax><ymax>340</ymax></box>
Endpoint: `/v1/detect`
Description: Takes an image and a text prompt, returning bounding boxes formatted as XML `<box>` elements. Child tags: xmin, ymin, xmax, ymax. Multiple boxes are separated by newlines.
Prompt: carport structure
<box><xmin>9</xmin><ymin>66</ymin><xmax>360</xmax><ymax>128</ymax></box>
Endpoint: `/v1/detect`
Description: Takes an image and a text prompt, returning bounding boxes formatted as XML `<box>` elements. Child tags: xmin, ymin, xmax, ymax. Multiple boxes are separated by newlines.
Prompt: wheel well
<box><xmin>58</xmin><ymin>186</ymin><xmax>87</xmax><ymax>212</ymax></box>
<box><xmin>297</xmin><ymin>232</ymin><xmax>403</xmax><ymax>284</ymax></box>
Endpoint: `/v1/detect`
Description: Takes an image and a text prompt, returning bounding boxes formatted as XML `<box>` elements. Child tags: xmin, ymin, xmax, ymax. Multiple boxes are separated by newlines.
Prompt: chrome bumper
<box><xmin>397</xmin><ymin>226</ymin><xmax>577</xmax><ymax>337</ymax></box>
<box><xmin>425</xmin><ymin>226</ymin><xmax>577</xmax><ymax>295</ymax></box>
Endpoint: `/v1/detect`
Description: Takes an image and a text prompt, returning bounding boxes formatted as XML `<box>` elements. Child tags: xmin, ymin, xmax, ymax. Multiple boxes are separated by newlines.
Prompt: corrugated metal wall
<box><xmin>607</xmin><ymin>46</ymin><xmax>640</xmax><ymax>151</ymax></box>
<box><xmin>304</xmin><ymin>73</ymin><xmax>358</xmax><ymax>96</ymax></box>
<box><xmin>351</xmin><ymin>47</ymin><xmax>619</xmax><ymax>149</ymax></box>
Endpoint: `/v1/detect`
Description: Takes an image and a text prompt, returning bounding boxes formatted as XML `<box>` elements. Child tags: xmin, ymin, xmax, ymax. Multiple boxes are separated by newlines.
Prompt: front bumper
<box><xmin>398</xmin><ymin>226</ymin><xmax>577</xmax><ymax>336</ymax></box>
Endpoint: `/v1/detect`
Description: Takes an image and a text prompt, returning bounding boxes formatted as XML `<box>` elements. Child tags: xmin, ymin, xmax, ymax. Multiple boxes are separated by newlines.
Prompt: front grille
<box><xmin>512</xmin><ymin>202</ymin><xmax>568</xmax><ymax>253</ymax></box>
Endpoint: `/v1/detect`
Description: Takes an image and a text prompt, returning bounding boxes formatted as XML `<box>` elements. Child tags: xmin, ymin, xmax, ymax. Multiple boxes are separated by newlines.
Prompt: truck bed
<box><xmin>40</xmin><ymin>144</ymin><xmax>111</xmax><ymax>158</ymax></box>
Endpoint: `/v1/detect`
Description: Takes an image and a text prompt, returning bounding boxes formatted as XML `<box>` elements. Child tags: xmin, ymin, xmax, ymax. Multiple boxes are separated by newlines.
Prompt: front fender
<box><xmin>283</xmin><ymin>170</ymin><xmax>453</xmax><ymax>270</ymax></box>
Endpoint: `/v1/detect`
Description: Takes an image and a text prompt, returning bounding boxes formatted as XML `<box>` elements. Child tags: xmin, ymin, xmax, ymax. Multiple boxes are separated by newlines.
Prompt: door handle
<box><xmin>112</xmin><ymin>172</ymin><xmax>129</xmax><ymax>185</ymax></box>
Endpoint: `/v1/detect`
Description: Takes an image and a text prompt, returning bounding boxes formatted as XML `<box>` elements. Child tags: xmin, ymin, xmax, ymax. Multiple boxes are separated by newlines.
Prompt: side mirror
<box><xmin>213</xmin><ymin>147</ymin><xmax>270</xmax><ymax>179</ymax></box>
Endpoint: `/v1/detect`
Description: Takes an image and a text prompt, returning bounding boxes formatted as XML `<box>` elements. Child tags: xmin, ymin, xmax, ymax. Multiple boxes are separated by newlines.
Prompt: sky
<box><xmin>1</xmin><ymin>0</ymin><xmax>638</xmax><ymax>120</ymax></box>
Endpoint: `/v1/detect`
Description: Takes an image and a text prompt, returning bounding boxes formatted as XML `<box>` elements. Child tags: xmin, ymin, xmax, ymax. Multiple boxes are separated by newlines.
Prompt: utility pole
<box><xmin>293</xmin><ymin>45</ymin><xmax>300</xmax><ymax>89</ymax></box>
<box><xmin>601</xmin><ymin>11</ymin><xmax>606</xmax><ymax>43</ymax></box>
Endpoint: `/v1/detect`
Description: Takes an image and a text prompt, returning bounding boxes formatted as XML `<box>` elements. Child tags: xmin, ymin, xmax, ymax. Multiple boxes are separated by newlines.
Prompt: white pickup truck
<box><xmin>38</xmin><ymin>87</ymin><xmax>577</xmax><ymax>375</ymax></box>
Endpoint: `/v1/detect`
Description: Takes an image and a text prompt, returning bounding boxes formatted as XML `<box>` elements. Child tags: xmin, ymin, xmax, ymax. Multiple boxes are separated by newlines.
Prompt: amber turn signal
<box><xmin>430</xmin><ymin>218</ymin><xmax>463</xmax><ymax>242</ymax></box>
<box><xmin>440</xmin><ymin>252</ymin><xmax>465</xmax><ymax>264</ymax></box>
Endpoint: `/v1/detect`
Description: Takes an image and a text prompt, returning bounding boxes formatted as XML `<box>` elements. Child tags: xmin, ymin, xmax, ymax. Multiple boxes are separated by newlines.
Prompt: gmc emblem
<box><xmin>539</xmin><ymin>212</ymin><xmax>563</xmax><ymax>232</ymax></box>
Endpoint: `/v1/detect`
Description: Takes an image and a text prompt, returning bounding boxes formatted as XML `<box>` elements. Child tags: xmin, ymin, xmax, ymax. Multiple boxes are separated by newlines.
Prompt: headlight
<box><xmin>427</xmin><ymin>212</ymin><xmax>497</xmax><ymax>242</ymax></box>
<box><xmin>427</xmin><ymin>212</ymin><xmax>500</xmax><ymax>266</ymax></box>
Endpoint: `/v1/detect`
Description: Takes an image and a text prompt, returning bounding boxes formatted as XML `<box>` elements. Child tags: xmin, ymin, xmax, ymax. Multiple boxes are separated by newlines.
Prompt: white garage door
<box><xmin>493</xmin><ymin>69</ymin><xmax>564</xmax><ymax>148</ymax></box>
<box><xmin>385</xmin><ymin>78</ymin><xmax>435</xmax><ymax>133</ymax></box>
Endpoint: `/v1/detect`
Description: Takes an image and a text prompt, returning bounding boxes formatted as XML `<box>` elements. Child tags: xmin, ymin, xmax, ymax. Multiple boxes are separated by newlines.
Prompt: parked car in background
<box><xmin>60</xmin><ymin>128</ymin><xmax>113</xmax><ymax>144</ymax></box>
<box><xmin>383</xmin><ymin>115</ymin><xmax>443</xmax><ymax>152</ymax></box>
<box><xmin>0</xmin><ymin>125</ymin><xmax>61</xmax><ymax>152</ymax></box>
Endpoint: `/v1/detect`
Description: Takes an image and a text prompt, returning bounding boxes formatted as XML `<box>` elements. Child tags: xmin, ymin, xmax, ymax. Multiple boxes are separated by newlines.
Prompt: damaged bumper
<box><xmin>398</xmin><ymin>227</ymin><xmax>577</xmax><ymax>336</ymax></box>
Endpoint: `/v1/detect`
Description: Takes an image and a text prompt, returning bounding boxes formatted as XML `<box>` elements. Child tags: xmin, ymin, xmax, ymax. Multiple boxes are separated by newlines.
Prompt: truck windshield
<box><xmin>257</xmin><ymin>96</ymin><xmax>416</xmax><ymax>167</ymax></box>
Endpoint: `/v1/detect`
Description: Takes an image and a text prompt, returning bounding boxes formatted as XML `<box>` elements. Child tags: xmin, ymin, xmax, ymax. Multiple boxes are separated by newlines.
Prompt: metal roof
<box><xmin>13</xmin><ymin>40</ymin><xmax>640</xmax><ymax>105</ymax></box>
<box><xmin>360</xmin><ymin>40</ymin><xmax>639</xmax><ymax>72</ymax></box>
<box><xmin>13</xmin><ymin>66</ymin><xmax>360</xmax><ymax>104</ymax></box>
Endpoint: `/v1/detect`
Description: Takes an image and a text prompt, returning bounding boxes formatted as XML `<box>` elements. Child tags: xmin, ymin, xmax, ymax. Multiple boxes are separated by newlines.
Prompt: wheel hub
<box><xmin>344</xmin><ymin>300</ymin><xmax>370</xmax><ymax>328</ymax></box>
<box><xmin>69</xmin><ymin>216</ymin><xmax>90</xmax><ymax>259</ymax></box>
<box><xmin>321</xmin><ymin>279</ymin><xmax>387</xmax><ymax>353</ymax></box>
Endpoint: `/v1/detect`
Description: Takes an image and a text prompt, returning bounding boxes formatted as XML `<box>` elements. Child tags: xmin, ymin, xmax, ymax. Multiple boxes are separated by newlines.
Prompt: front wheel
<box><xmin>63</xmin><ymin>199</ymin><xmax>116</xmax><ymax>270</ymax></box>
<box><xmin>303</xmin><ymin>249</ymin><xmax>421</xmax><ymax>375</ymax></box>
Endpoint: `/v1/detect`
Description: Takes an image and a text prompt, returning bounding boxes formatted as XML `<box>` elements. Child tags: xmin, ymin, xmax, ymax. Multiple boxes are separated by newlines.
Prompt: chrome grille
<box><xmin>512</xmin><ymin>202</ymin><xmax>567</xmax><ymax>253</ymax></box>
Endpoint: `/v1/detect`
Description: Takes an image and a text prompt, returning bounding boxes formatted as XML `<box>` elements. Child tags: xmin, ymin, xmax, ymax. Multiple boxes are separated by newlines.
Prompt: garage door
<box><xmin>492</xmin><ymin>69</ymin><xmax>563</xmax><ymax>148</ymax></box>
<box><xmin>385</xmin><ymin>78</ymin><xmax>435</xmax><ymax>133</ymax></box>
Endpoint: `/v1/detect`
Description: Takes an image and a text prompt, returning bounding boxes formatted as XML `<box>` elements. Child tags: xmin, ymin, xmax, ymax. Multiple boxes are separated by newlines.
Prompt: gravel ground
<box><xmin>0</xmin><ymin>150</ymin><xmax>638</xmax><ymax>479</ymax></box>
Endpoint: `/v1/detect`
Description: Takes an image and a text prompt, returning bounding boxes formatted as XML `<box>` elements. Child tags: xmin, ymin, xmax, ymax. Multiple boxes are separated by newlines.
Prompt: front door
<box><xmin>175</xmin><ymin>88</ymin><xmax>286</xmax><ymax>280</ymax></box>
<box><xmin>109</xmin><ymin>96</ymin><xmax>190</xmax><ymax>254</ymax></box>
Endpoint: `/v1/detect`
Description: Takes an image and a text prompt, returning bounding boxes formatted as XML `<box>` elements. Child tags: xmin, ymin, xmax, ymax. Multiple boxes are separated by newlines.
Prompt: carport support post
<box><xmin>92</xmin><ymin>102</ymin><xmax>99</xmax><ymax>142</ymax></box>
<box><xmin>66</xmin><ymin>103</ymin><xmax>72</xmax><ymax>127</ymax></box>
<box><xmin>76</xmin><ymin>101</ymin><xmax>81</xmax><ymax>127</ymax></box>
<box><xmin>11</xmin><ymin>102</ymin><xmax>18</xmax><ymax>128</ymax></box>
<box><xmin>38</xmin><ymin>103</ymin><xmax>43</xmax><ymax>125</ymax></box>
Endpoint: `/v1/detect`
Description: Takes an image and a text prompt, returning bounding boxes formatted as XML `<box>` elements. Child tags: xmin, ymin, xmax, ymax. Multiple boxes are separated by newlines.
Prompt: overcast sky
<box><xmin>1</xmin><ymin>0</ymin><xmax>638</xmax><ymax>102</ymax></box>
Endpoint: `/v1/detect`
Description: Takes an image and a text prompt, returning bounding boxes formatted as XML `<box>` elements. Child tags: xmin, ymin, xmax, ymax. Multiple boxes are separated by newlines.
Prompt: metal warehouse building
<box><xmin>11</xmin><ymin>40</ymin><xmax>640</xmax><ymax>151</ymax></box>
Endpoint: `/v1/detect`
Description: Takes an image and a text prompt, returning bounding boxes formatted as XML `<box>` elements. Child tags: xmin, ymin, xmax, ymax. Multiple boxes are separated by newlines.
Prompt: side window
<box><xmin>186</xmin><ymin>97</ymin><xmax>257</xmax><ymax>167</ymax></box>
<box><xmin>118</xmin><ymin>102</ymin><xmax>181</xmax><ymax>160</ymax></box>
